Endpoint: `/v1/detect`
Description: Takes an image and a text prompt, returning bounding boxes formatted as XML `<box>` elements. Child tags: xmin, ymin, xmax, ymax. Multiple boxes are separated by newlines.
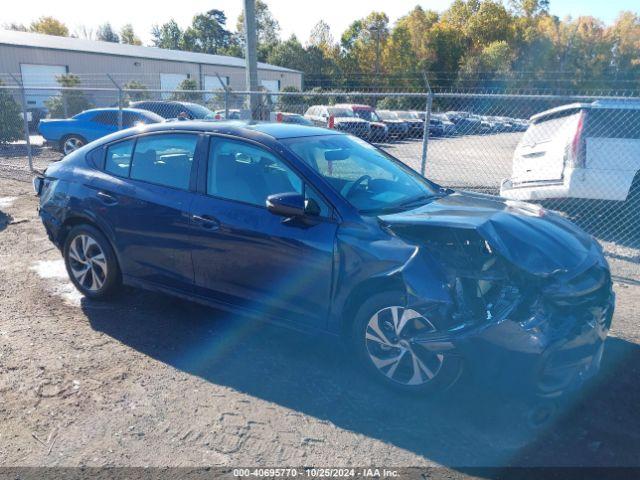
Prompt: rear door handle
<box><xmin>192</xmin><ymin>214</ymin><xmax>220</xmax><ymax>230</ymax></box>
<box><xmin>96</xmin><ymin>191</ymin><xmax>118</xmax><ymax>206</ymax></box>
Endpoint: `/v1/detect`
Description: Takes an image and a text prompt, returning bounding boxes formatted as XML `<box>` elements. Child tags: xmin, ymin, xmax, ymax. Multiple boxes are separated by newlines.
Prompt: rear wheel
<box><xmin>60</xmin><ymin>135</ymin><xmax>86</xmax><ymax>155</ymax></box>
<box><xmin>351</xmin><ymin>291</ymin><xmax>462</xmax><ymax>394</ymax></box>
<box><xmin>63</xmin><ymin>225</ymin><xmax>120</xmax><ymax>299</ymax></box>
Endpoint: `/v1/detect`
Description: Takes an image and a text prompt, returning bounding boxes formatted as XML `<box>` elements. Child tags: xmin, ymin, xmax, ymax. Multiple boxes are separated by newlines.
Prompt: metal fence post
<box><xmin>215</xmin><ymin>73</ymin><xmax>230</xmax><ymax>119</ymax></box>
<box><xmin>107</xmin><ymin>74</ymin><xmax>123</xmax><ymax>130</ymax></box>
<box><xmin>9</xmin><ymin>73</ymin><xmax>34</xmax><ymax>174</ymax></box>
<box><xmin>420</xmin><ymin>74</ymin><xmax>433</xmax><ymax>177</ymax></box>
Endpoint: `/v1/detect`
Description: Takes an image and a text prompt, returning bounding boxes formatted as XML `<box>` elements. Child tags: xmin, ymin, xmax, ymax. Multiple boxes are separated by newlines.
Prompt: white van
<box><xmin>500</xmin><ymin>100</ymin><xmax>640</xmax><ymax>210</ymax></box>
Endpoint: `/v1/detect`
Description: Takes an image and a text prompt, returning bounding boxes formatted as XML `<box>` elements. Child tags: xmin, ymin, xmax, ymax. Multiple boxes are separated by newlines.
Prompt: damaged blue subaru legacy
<box><xmin>34</xmin><ymin>121</ymin><xmax>614</xmax><ymax>397</ymax></box>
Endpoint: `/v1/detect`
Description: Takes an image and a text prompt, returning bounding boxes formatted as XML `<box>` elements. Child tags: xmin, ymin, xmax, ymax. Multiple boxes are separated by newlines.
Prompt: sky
<box><xmin>3</xmin><ymin>0</ymin><xmax>638</xmax><ymax>45</ymax></box>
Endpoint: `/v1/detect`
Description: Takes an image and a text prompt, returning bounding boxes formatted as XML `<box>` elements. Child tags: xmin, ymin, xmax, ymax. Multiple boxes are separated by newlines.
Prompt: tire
<box><xmin>60</xmin><ymin>135</ymin><xmax>87</xmax><ymax>155</ymax></box>
<box><xmin>63</xmin><ymin>225</ymin><xmax>121</xmax><ymax>300</ymax></box>
<box><xmin>350</xmin><ymin>291</ymin><xmax>463</xmax><ymax>394</ymax></box>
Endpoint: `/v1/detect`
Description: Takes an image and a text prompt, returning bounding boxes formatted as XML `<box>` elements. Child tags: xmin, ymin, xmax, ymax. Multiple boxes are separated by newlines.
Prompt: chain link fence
<box><xmin>0</xmin><ymin>73</ymin><xmax>638</xmax><ymax>278</ymax></box>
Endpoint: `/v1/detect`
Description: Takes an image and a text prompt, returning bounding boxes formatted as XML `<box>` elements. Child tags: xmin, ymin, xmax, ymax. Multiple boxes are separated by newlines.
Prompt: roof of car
<box><xmin>531</xmin><ymin>99</ymin><xmax>640</xmax><ymax>121</ymax></box>
<box><xmin>334</xmin><ymin>103</ymin><xmax>374</xmax><ymax>111</ymax></box>
<box><xmin>133</xmin><ymin>121</ymin><xmax>342</xmax><ymax>140</ymax></box>
<box><xmin>79</xmin><ymin>107</ymin><xmax>158</xmax><ymax>115</ymax></box>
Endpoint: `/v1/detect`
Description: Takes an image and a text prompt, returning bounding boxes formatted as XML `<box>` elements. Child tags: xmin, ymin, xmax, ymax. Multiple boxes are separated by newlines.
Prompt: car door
<box><xmin>88</xmin><ymin>132</ymin><xmax>203</xmax><ymax>291</ymax></box>
<box><xmin>189</xmin><ymin>136</ymin><xmax>338</xmax><ymax>327</ymax></box>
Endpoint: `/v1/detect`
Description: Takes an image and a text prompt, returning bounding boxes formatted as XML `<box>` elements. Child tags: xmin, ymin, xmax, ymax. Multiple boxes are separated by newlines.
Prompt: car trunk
<box><xmin>511</xmin><ymin>108</ymin><xmax>585</xmax><ymax>184</ymax></box>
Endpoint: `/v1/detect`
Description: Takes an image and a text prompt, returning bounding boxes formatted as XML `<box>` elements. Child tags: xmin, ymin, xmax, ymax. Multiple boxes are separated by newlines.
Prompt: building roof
<box><xmin>0</xmin><ymin>29</ymin><xmax>301</xmax><ymax>74</ymax></box>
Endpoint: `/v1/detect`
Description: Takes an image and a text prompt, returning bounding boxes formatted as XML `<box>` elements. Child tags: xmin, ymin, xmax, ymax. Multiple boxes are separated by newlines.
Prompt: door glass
<box><xmin>207</xmin><ymin>138</ymin><xmax>303</xmax><ymax>207</ymax></box>
<box><xmin>105</xmin><ymin>139</ymin><xmax>135</xmax><ymax>177</ymax></box>
<box><xmin>130</xmin><ymin>134</ymin><xmax>198</xmax><ymax>190</ymax></box>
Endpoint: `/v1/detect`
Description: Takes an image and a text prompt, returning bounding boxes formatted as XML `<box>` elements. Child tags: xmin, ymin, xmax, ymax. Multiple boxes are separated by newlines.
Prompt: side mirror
<box><xmin>266</xmin><ymin>192</ymin><xmax>305</xmax><ymax>218</ymax></box>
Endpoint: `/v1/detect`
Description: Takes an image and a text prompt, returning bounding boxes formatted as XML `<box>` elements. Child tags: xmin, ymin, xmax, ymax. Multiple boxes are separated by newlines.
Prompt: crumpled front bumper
<box><xmin>413</xmin><ymin>284</ymin><xmax>614</xmax><ymax>398</ymax></box>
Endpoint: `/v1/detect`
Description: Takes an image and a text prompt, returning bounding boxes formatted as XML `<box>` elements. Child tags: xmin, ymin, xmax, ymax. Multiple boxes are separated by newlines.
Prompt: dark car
<box><xmin>445</xmin><ymin>111</ymin><xmax>483</xmax><ymax>134</ymax></box>
<box><xmin>33</xmin><ymin>122</ymin><xmax>614</xmax><ymax>398</ymax></box>
<box><xmin>304</xmin><ymin>105</ymin><xmax>371</xmax><ymax>139</ymax></box>
<box><xmin>334</xmin><ymin>104</ymin><xmax>389</xmax><ymax>143</ymax></box>
<box><xmin>272</xmin><ymin>112</ymin><xmax>314</xmax><ymax>126</ymax></box>
<box><xmin>131</xmin><ymin>101</ymin><xmax>216</xmax><ymax>121</ymax></box>
<box><xmin>395</xmin><ymin>111</ymin><xmax>425</xmax><ymax>137</ymax></box>
<box><xmin>376</xmin><ymin>110</ymin><xmax>410</xmax><ymax>138</ymax></box>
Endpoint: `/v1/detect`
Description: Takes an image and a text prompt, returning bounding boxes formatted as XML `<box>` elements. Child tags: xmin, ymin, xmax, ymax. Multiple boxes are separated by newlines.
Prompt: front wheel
<box><xmin>351</xmin><ymin>291</ymin><xmax>462</xmax><ymax>394</ymax></box>
<box><xmin>63</xmin><ymin>225</ymin><xmax>121</xmax><ymax>299</ymax></box>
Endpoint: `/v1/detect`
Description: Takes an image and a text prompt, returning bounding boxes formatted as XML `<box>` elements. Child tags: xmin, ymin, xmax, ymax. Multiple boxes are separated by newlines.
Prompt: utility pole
<box><xmin>243</xmin><ymin>0</ymin><xmax>259</xmax><ymax>120</ymax></box>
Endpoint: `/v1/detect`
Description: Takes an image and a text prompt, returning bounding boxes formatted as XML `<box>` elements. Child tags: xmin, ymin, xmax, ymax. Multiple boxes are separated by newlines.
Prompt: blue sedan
<box><xmin>38</xmin><ymin>108</ymin><xmax>164</xmax><ymax>155</ymax></box>
<box><xmin>33</xmin><ymin>121</ymin><xmax>613</xmax><ymax>398</ymax></box>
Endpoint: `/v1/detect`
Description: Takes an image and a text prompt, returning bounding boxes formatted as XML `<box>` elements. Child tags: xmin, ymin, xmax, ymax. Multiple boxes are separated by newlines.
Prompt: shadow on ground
<box><xmin>83</xmin><ymin>289</ymin><xmax>640</xmax><ymax>470</ymax></box>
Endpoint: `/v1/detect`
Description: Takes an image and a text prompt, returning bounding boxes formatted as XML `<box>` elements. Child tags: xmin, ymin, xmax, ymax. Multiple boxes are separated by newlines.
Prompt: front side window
<box><xmin>129</xmin><ymin>134</ymin><xmax>198</xmax><ymax>190</ymax></box>
<box><xmin>284</xmin><ymin>134</ymin><xmax>439</xmax><ymax>214</ymax></box>
<box><xmin>207</xmin><ymin>138</ymin><xmax>330</xmax><ymax>216</ymax></box>
<box><xmin>92</xmin><ymin>112</ymin><xmax>117</xmax><ymax>126</ymax></box>
<box><xmin>207</xmin><ymin>138</ymin><xmax>302</xmax><ymax>206</ymax></box>
<box><xmin>105</xmin><ymin>139</ymin><xmax>135</xmax><ymax>177</ymax></box>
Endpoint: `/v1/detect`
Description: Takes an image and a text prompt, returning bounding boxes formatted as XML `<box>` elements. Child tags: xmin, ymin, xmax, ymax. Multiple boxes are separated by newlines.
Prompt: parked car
<box><xmin>395</xmin><ymin>111</ymin><xmax>425</xmax><ymax>137</ymax></box>
<box><xmin>376</xmin><ymin>110</ymin><xmax>410</xmax><ymax>138</ymax></box>
<box><xmin>271</xmin><ymin>112</ymin><xmax>314</xmax><ymax>126</ymax></box>
<box><xmin>445</xmin><ymin>111</ymin><xmax>482</xmax><ymax>134</ymax></box>
<box><xmin>304</xmin><ymin>105</ymin><xmax>371</xmax><ymax>138</ymax></box>
<box><xmin>332</xmin><ymin>104</ymin><xmax>389</xmax><ymax>143</ymax></box>
<box><xmin>430</xmin><ymin>113</ymin><xmax>457</xmax><ymax>136</ymax></box>
<box><xmin>213</xmin><ymin>109</ymin><xmax>243</xmax><ymax>120</ymax></box>
<box><xmin>412</xmin><ymin>111</ymin><xmax>446</xmax><ymax>137</ymax></box>
<box><xmin>33</xmin><ymin>121</ymin><xmax>614</xmax><ymax>398</ymax></box>
<box><xmin>38</xmin><ymin>108</ymin><xmax>163</xmax><ymax>155</ymax></box>
<box><xmin>501</xmin><ymin>100</ymin><xmax>640</xmax><ymax>217</ymax></box>
<box><xmin>131</xmin><ymin>101</ymin><xmax>216</xmax><ymax>121</ymax></box>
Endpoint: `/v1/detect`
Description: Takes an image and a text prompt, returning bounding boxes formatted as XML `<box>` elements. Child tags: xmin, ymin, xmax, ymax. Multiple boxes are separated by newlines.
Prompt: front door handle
<box><xmin>192</xmin><ymin>214</ymin><xmax>220</xmax><ymax>230</ymax></box>
<box><xmin>96</xmin><ymin>191</ymin><xmax>118</xmax><ymax>206</ymax></box>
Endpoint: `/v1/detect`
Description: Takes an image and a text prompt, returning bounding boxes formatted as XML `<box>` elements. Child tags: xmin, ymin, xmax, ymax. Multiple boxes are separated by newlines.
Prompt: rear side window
<box><xmin>130</xmin><ymin>134</ymin><xmax>198</xmax><ymax>190</ymax></box>
<box><xmin>92</xmin><ymin>112</ymin><xmax>117</xmax><ymax>126</ymax></box>
<box><xmin>105</xmin><ymin>140</ymin><xmax>135</xmax><ymax>177</ymax></box>
<box><xmin>585</xmin><ymin>109</ymin><xmax>640</xmax><ymax>139</ymax></box>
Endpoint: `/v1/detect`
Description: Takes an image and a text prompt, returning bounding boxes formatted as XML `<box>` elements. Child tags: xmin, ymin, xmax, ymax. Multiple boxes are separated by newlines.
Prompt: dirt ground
<box><xmin>1</xmin><ymin>176</ymin><xmax>639</xmax><ymax>471</ymax></box>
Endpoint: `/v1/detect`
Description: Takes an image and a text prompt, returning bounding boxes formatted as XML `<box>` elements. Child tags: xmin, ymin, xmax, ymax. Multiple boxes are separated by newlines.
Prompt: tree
<box><xmin>44</xmin><ymin>75</ymin><xmax>92</xmax><ymax>118</ymax></box>
<box><xmin>120</xmin><ymin>24</ymin><xmax>142</xmax><ymax>45</ymax></box>
<box><xmin>509</xmin><ymin>0</ymin><xmax>549</xmax><ymax>18</ymax></box>
<box><xmin>97</xmin><ymin>23</ymin><xmax>120</xmax><ymax>43</ymax></box>
<box><xmin>182</xmin><ymin>9</ymin><xmax>233</xmax><ymax>54</ymax></box>
<box><xmin>309</xmin><ymin>20</ymin><xmax>335</xmax><ymax>55</ymax></box>
<box><xmin>123</xmin><ymin>80</ymin><xmax>150</xmax><ymax>102</ymax></box>
<box><xmin>6</xmin><ymin>23</ymin><xmax>27</xmax><ymax>32</ymax></box>
<box><xmin>73</xmin><ymin>25</ymin><xmax>95</xmax><ymax>40</ymax></box>
<box><xmin>151</xmin><ymin>20</ymin><xmax>183</xmax><ymax>50</ymax></box>
<box><xmin>29</xmin><ymin>16</ymin><xmax>69</xmax><ymax>37</ymax></box>
<box><xmin>277</xmin><ymin>86</ymin><xmax>304</xmax><ymax>113</ymax></box>
<box><xmin>0</xmin><ymin>81</ymin><xmax>23</xmax><ymax>144</ymax></box>
<box><xmin>170</xmin><ymin>78</ymin><xmax>201</xmax><ymax>102</ymax></box>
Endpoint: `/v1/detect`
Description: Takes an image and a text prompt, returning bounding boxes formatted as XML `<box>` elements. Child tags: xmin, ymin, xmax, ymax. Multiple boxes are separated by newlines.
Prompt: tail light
<box><xmin>328</xmin><ymin>115</ymin><xmax>335</xmax><ymax>129</ymax></box>
<box><xmin>214</xmin><ymin>114</ymin><xmax>222</xmax><ymax>120</ymax></box>
<box><xmin>569</xmin><ymin>110</ymin><xmax>586</xmax><ymax>168</ymax></box>
<box><xmin>276</xmin><ymin>112</ymin><xmax>283</xmax><ymax>122</ymax></box>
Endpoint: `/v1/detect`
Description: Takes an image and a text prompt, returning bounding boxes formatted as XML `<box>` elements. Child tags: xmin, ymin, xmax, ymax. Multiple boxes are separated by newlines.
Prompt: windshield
<box><xmin>353</xmin><ymin>109</ymin><xmax>381</xmax><ymax>122</ymax></box>
<box><xmin>283</xmin><ymin>134</ymin><xmax>439</xmax><ymax>214</ymax></box>
<box><xmin>184</xmin><ymin>103</ymin><xmax>215</xmax><ymax>119</ymax></box>
<box><xmin>378</xmin><ymin>111</ymin><xmax>398</xmax><ymax>120</ymax></box>
<box><xmin>328</xmin><ymin>108</ymin><xmax>354</xmax><ymax>117</ymax></box>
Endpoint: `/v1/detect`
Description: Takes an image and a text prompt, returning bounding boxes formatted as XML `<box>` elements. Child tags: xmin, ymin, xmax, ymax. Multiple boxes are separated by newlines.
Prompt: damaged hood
<box><xmin>379</xmin><ymin>191</ymin><xmax>597</xmax><ymax>277</ymax></box>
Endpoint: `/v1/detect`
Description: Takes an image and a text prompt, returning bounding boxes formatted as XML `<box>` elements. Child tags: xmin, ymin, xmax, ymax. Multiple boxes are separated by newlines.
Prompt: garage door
<box><xmin>204</xmin><ymin>75</ymin><xmax>228</xmax><ymax>102</ymax></box>
<box><xmin>20</xmin><ymin>64</ymin><xmax>67</xmax><ymax>109</ymax></box>
<box><xmin>260</xmin><ymin>79</ymin><xmax>280</xmax><ymax>103</ymax></box>
<box><xmin>160</xmin><ymin>73</ymin><xmax>188</xmax><ymax>99</ymax></box>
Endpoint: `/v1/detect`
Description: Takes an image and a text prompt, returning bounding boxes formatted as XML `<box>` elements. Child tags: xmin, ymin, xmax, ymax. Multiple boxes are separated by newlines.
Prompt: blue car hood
<box><xmin>379</xmin><ymin>191</ymin><xmax>597</xmax><ymax>277</ymax></box>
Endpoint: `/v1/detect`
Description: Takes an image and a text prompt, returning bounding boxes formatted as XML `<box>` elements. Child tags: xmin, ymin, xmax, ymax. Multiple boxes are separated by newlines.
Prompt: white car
<box><xmin>500</xmin><ymin>100</ymin><xmax>640</xmax><ymax>211</ymax></box>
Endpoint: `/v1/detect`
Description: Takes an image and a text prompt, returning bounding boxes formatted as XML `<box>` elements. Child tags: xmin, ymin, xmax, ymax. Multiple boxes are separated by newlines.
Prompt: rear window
<box><xmin>521</xmin><ymin>109</ymin><xmax>582</xmax><ymax>146</ymax></box>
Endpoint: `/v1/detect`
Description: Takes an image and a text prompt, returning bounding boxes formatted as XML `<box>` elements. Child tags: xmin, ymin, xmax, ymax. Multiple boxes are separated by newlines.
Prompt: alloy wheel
<box><xmin>67</xmin><ymin>234</ymin><xmax>108</xmax><ymax>292</ymax></box>
<box><xmin>365</xmin><ymin>306</ymin><xmax>444</xmax><ymax>386</ymax></box>
<box><xmin>63</xmin><ymin>137</ymin><xmax>84</xmax><ymax>155</ymax></box>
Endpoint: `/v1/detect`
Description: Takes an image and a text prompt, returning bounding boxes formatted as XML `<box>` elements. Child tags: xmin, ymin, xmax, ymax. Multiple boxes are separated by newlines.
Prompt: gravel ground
<box><xmin>0</xmin><ymin>176</ymin><xmax>639</xmax><ymax>470</ymax></box>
